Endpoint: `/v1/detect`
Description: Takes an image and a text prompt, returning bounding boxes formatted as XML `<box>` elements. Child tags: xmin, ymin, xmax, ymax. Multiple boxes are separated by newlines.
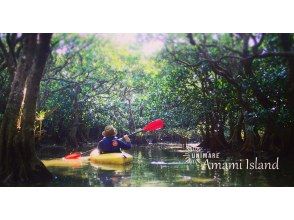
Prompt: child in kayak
<box><xmin>98</xmin><ymin>125</ymin><xmax>131</xmax><ymax>154</ymax></box>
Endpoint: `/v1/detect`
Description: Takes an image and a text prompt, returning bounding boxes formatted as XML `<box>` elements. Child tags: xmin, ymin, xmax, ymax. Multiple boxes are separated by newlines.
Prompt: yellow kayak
<box><xmin>89</xmin><ymin>149</ymin><xmax>133</xmax><ymax>165</ymax></box>
<box><xmin>43</xmin><ymin>157</ymin><xmax>89</xmax><ymax>168</ymax></box>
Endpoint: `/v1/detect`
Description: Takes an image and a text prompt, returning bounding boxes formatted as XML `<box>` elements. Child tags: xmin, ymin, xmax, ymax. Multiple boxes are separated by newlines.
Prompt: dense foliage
<box><xmin>38</xmin><ymin>34</ymin><xmax>159</xmax><ymax>147</ymax></box>
<box><xmin>152</xmin><ymin>34</ymin><xmax>294</xmax><ymax>153</ymax></box>
<box><xmin>1</xmin><ymin>33</ymin><xmax>293</xmax><ymax>155</ymax></box>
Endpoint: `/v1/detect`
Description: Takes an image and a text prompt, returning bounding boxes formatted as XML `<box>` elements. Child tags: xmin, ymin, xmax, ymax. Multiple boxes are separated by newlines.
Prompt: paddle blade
<box><xmin>64</xmin><ymin>152</ymin><xmax>81</xmax><ymax>159</ymax></box>
<box><xmin>143</xmin><ymin>119</ymin><xmax>164</xmax><ymax>132</ymax></box>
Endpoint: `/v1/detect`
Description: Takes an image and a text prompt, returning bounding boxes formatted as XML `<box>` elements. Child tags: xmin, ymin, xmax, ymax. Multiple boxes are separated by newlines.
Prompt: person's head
<box><xmin>102</xmin><ymin>125</ymin><xmax>117</xmax><ymax>137</ymax></box>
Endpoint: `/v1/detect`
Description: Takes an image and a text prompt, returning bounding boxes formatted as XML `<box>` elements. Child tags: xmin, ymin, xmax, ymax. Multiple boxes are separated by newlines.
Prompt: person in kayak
<box><xmin>98</xmin><ymin>125</ymin><xmax>131</xmax><ymax>154</ymax></box>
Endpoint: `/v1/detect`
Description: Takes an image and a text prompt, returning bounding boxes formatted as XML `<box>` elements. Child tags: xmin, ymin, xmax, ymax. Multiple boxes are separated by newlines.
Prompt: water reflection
<box><xmin>90</xmin><ymin>163</ymin><xmax>132</xmax><ymax>187</ymax></box>
<box><xmin>44</xmin><ymin>144</ymin><xmax>294</xmax><ymax>187</ymax></box>
<box><xmin>97</xmin><ymin>170</ymin><xmax>121</xmax><ymax>187</ymax></box>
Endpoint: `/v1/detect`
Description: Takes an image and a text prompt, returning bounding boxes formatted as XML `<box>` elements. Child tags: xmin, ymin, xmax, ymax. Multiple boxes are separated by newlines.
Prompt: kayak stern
<box><xmin>89</xmin><ymin>149</ymin><xmax>133</xmax><ymax>165</ymax></box>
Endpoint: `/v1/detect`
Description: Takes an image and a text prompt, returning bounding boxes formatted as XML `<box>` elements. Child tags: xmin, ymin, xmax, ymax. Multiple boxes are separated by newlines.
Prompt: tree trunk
<box><xmin>241</xmin><ymin>125</ymin><xmax>260</xmax><ymax>154</ymax></box>
<box><xmin>229</xmin><ymin>113</ymin><xmax>244</xmax><ymax>147</ymax></box>
<box><xmin>68</xmin><ymin>89</ymin><xmax>80</xmax><ymax>150</ymax></box>
<box><xmin>0</xmin><ymin>34</ymin><xmax>52</xmax><ymax>185</ymax></box>
<box><xmin>261</xmin><ymin>125</ymin><xmax>280</xmax><ymax>153</ymax></box>
<box><xmin>0</xmin><ymin>34</ymin><xmax>37</xmax><ymax>183</ymax></box>
<box><xmin>279</xmin><ymin>34</ymin><xmax>294</xmax><ymax>110</ymax></box>
<box><xmin>20</xmin><ymin>34</ymin><xmax>53</xmax><ymax>183</ymax></box>
<box><xmin>279</xmin><ymin>34</ymin><xmax>294</xmax><ymax>152</ymax></box>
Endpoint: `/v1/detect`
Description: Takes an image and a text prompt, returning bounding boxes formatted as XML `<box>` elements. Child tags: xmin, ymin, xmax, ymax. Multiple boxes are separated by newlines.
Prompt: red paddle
<box><xmin>64</xmin><ymin>119</ymin><xmax>165</xmax><ymax>159</ymax></box>
<box><xmin>144</xmin><ymin>119</ymin><xmax>164</xmax><ymax>131</ymax></box>
<box><xmin>129</xmin><ymin>119</ymin><xmax>165</xmax><ymax>135</ymax></box>
<box><xmin>64</xmin><ymin>152</ymin><xmax>81</xmax><ymax>159</ymax></box>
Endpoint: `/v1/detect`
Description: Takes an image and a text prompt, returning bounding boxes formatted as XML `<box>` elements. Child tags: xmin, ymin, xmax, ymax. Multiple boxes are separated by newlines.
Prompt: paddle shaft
<box><xmin>128</xmin><ymin>129</ymin><xmax>144</xmax><ymax>137</ymax></box>
<box><xmin>118</xmin><ymin>129</ymin><xmax>143</xmax><ymax>141</ymax></box>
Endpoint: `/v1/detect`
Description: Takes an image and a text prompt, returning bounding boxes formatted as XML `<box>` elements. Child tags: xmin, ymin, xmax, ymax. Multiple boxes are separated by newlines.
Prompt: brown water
<box><xmin>44</xmin><ymin>144</ymin><xmax>294</xmax><ymax>187</ymax></box>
